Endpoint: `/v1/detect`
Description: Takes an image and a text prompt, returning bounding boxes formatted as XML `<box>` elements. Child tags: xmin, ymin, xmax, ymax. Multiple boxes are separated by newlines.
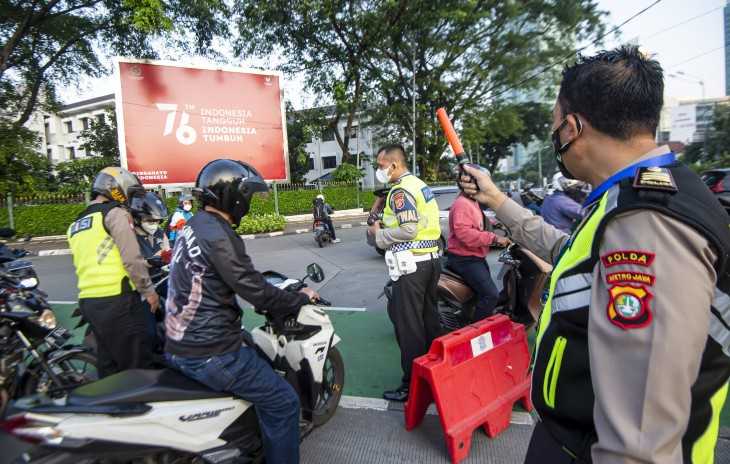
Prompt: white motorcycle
<box><xmin>4</xmin><ymin>263</ymin><xmax>344</xmax><ymax>464</ymax></box>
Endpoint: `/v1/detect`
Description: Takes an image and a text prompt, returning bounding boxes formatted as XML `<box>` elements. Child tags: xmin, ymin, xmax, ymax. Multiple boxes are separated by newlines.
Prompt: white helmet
<box><xmin>552</xmin><ymin>173</ymin><xmax>583</xmax><ymax>192</ymax></box>
<box><xmin>316</xmin><ymin>194</ymin><xmax>324</xmax><ymax>201</ymax></box>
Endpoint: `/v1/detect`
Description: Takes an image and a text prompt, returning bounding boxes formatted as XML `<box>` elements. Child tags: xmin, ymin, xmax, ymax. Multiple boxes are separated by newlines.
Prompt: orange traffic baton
<box><xmin>405</xmin><ymin>314</ymin><xmax>532</xmax><ymax>463</ymax></box>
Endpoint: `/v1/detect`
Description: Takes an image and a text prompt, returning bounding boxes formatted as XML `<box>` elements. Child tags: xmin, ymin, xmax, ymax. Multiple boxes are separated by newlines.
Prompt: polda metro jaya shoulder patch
<box><xmin>633</xmin><ymin>166</ymin><xmax>678</xmax><ymax>192</ymax></box>
<box><xmin>601</xmin><ymin>250</ymin><xmax>655</xmax><ymax>267</ymax></box>
<box><xmin>607</xmin><ymin>284</ymin><xmax>653</xmax><ymax>330</ymax></box>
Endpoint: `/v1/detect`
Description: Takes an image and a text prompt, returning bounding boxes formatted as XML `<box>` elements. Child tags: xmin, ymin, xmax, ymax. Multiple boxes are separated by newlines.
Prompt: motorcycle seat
<box><xmin>67</xmin><ymin>369</ymin><xmax>230</xmax><ymax>406</ymax></box>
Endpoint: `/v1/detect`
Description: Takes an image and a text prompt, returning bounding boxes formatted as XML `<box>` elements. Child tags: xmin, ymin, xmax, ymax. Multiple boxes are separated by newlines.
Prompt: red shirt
<box><xmin>447</xmin><ymin>194</ymin><xmax>496</xmax><ymax>258</ymax></box>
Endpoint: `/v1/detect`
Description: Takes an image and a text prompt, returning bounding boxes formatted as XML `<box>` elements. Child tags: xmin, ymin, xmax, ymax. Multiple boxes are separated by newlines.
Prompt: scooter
<box><xmin>313</xmin><ymin>219</ymin><xmax>332</xmax><ymax>248</ymax></box>
<box><xmin>5</xmin><ymin>263</ymin><xmax>344</xmax><ymax>464</ymax></box>
<box><xmin>437</xmin><ymin>244</ymin><xmax>552</xmax><ymax>331</ymax></box>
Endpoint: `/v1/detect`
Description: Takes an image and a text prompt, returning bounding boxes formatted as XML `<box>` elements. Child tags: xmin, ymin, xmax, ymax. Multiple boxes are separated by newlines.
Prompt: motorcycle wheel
<box><xmin>22</xmin><ymin>351</ymin><xmax>98</xmax><ymax>398</ymax></box>
<box><xmin>375</xmin><ymin>246</ymin><xmax>386</xmax><ymax>256</ymax></box>
<box><xmin>312</xmin><ymin>346</ymin><xmax>345</xmax><ymax>426</ymax></box>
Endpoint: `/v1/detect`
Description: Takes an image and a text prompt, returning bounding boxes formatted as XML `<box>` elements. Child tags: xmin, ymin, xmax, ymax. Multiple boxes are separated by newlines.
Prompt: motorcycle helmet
<box><xmin>130</xmin><ymin>192</ymin><xmax>169</xmax><ymax>224</ymax></box>
<box><xmin>178</xmin><ymin>193</ymin><xmax>194</xmax><ymax>211</ymax></box>
<box><xmin>552</xmin><ymin>173</ymin><xmax>583</xmax><ymax>192</ymax></box>
<box><xmin>193</xmin><ymin>159</ymin><xmax>268</xmax><ymax>227</ymax></box>
<box><xmin>92</xmin><ymin>166</ymin><xmax>145</xmax><ymax>205</ymax></box>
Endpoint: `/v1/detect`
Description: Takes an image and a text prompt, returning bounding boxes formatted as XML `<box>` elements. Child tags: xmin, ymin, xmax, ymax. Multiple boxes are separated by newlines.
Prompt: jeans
<box><xmin>446</xmin><ymin>253</ymin><xmax>500</xmax><ymax>322</ymax></box>
<box><xmin>166</xmin><ymin>347</ymin><xmax>300</xmax><ymax>464</ymax></box>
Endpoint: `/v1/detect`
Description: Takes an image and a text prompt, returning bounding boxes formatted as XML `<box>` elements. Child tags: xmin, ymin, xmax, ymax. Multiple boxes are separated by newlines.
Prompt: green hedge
<box><xmin>249</xmin><ymin>185</ymin><xmax>375</xmax><ymax>216</ymax></box>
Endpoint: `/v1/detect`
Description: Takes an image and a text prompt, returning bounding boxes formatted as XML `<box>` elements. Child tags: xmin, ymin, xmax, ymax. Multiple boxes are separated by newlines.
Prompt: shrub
<box><xmin>236</xmin><ymin>214</ymin><xmax>286</xmax><ymax>235</ymax></box>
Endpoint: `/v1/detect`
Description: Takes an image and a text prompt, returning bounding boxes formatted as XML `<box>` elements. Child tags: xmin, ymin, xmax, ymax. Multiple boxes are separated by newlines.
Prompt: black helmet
<box><xmin>178</xmin><ymin>193</ymin><xmax>193</xmax><ymax>209</ymax></box>
<box><xmin>193</xmin><ymin>159</ymin><xmax>268</xmax><ymax>227</ymax></box>
<box><xmin>92</xmin><ymin>167</ymin><xmax>145</xmax><ymax>205</ymax></box>
<box><xmin>130</xmin><ymin>192</ymin><xmax>169</xmax><ymax>224</ymax></box>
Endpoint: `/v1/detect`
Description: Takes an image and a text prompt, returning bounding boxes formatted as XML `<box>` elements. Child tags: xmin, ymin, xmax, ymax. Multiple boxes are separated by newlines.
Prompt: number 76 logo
<box><xmin>155</xmin><ymin>103</ymin><xmax>197</xmax><ymax>145</ymax></box>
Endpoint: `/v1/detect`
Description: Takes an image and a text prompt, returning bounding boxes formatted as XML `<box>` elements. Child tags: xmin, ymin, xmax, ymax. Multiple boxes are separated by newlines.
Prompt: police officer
<box><xmin>67</xmin><ymin>167</ymin><xmax>159</xmax><ymax>377</ymax></box>
<box><xmin>461</xmin><ymin>46</ymin><xmax>730</xmax><ymax>463</ymax></box>
<box><xmin>368</xmin><ymin>144</ymin><xmax>442</xmax><ymax>402</ymax></box>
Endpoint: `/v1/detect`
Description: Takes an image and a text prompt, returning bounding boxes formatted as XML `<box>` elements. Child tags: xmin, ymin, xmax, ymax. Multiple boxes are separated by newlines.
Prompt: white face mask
<box><xmin>375</xmin><ymin>166</ymin><xmax>391</xmax><ymax>184</ymax></box>
<box><xmin>183</xmin><ymin>203</ymin><xmax>193</xmax><ymax>212</ymax></box>
<box><xmin>141</xmin><ymin>221</ymin><xmax>159</xmax><ymax>235</ymax></box>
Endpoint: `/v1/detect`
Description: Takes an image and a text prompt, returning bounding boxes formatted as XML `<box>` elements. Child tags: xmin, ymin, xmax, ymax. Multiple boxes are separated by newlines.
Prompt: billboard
<box><xmin>670</xmin><ymin>104</ymin><xmax>697</xmax><ymax>144</ymax></box>
<box><xmin>114</xmin><ymin>58</ymin><xmax>289</xmax><ymax>185</ymax></box>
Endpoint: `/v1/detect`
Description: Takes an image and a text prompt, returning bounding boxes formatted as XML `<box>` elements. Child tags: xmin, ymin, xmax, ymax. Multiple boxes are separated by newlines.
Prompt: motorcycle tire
<box><xmin>312</xmin><ymin>346</ymin><xmax>345</xmax><ymax>427</ymax></box>
<box><xmin>22</xmin><ymin>351</ymin><xmax>98</xmax><ymax>398</ymax></box>
<box><xmin>317</xmin><ymin>237</ymin><xmax>324</xmax><ymax>248</ymax></box>
<box><xmin>375</xmin><ymin>246</ymin><xmax>386</xmax><ymax>256</ymax></box>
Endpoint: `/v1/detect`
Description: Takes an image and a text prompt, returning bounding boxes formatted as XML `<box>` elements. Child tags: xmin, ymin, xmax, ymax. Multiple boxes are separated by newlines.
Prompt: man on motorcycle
<box><xmin>312</xmin><ymin>194</ymin><xmax>340</xmax><ymax>243</ymax></box>
<box><xmin>67</xmin><ymin>167</ymin><xmax>159</xmax><ymax>377</ymax></box>
<box><xmin>540</xmin><ymin>173</ymin><xmax>583</xmax><ymax>233</ymax></box>
<box><xmin>164</xmin><ymin>159</ymin><xmax>319</xmax><ymax>464</ymax></box>
<box><xmin>460</xmin><ymin>45</ymin><xmax>730</xmax><ymax>463</ymax></box>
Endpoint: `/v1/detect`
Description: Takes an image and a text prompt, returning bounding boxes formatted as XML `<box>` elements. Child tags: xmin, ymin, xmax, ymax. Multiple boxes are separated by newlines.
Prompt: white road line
<box><xmin>323</xmin><ymin>306</ymin><xmax>367</xmax><ymax>312</ymax></box>
<box><xmin>295</xmin><ymin>228</ymin><xmax>309</xmax><ymax>234</ymax></box>
<box><xmin>268</xmin><ymin>231</ymin><xmax>284</xmax><ymax>237</ymax></box>
<box><xmin>360</xmin><ymin>222</ymin><xmax>369</xmax><ymax>226</ymax></box>
<box><xmin>38</xmin><ymin>249</ymin><xmax>72</xmax><ymax>256</ymax></box>
<box><xmin>239</xmin><ymin>234</ymin><xmax>256</xmax><ymax>240</ymax></box>
<box><xmin>48</xmin><ymin>300</ymin><xmax>77</xmax><ymax>305</ymax></box>
<box><xmin>340</xmin><ymin>224</ymin><xmax>353</xmax><ymax>229</ymax></box>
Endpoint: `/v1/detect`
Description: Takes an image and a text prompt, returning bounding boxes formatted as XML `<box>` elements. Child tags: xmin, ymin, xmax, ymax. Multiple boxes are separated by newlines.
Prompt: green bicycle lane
<box><xmin>51</xmin><ymin>304</ymin><xmax>730</xmax><ymax>428</ymax></box>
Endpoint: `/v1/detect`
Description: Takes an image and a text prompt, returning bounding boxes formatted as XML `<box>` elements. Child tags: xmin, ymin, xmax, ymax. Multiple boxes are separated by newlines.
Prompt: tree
<box><xmin>0</xmin><ymin>0</ymin><xmax>229</xmax><ymax>129</ymax></box>
<box><xmin>78</xmin><ymin>109</ymin><xmax>119</xmax><ymax>162</ymax></box>
<box><xmin>234</xmin><ymin>1</ymin><xmax>388</xmax><ymax>164</ymax></box>
<box><xmin>682</xmin><ymin>105</ymin><xmax>730</xmax><ymax>171</ymax></box>
<box><xmin>55</xmin><ymin>156</ymin><xmax>116</xmax><ymax>193</ymax></box>
<box><xmin>331</xmin><ymin>163</ymin><xmax>364</xmax><ymax>183</ymax></box>
<box><xmin>0</xmin><ymin>123</ymin><xmax>53</xmax><ymax>195</ymax></box>
<box><xmin>286</xmin><ymin>104</ymin><xmax>326</xmax><ymax>183</ymax></box>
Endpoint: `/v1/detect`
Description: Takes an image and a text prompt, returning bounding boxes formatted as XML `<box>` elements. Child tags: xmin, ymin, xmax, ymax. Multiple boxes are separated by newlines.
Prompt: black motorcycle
<box><xmin>0</xmin><ymin>269</ymin><xmax>97</xmax><ymax>417</ymax></box>
<box><xmin>0</xmin><ymin>228</ymin><xmax>37</xmax><ymax>289</ymax></box>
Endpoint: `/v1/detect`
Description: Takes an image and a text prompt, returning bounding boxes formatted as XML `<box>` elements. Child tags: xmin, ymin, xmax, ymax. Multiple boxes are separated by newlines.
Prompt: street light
<box><xmin>668</xmin><ymin>71</ymin><xmax>706</xmax><ymax>99</ymax></box>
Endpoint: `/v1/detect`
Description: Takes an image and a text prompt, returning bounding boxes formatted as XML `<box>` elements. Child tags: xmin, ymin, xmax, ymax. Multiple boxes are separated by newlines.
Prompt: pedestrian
<box><xmin>459</xmin><ymin>45</ymin><xmax>730</xmax><ymax>463</ymax></box>
<box><xmin>312</xmin><ymin>194</ymin><xmax>341</xmax><ymax>243</ymax></box>
<box><xmin>167</xmin><ymin>193</ymin><xmax>193</xmax><ymax>247</ymax></box>
<box><xmin>367</xmin><ymin>144</ymin><xmax>442</xmax><ymax>402</ymax></box>
<box><xmin>67</xmin><ymin>167</ymin><xmax>159</xmax><ymax>377</ymax></box>
<box><xmin>446</xmin><ymin>186</ymin><xmax>510</xmax><ymax>323</ymax></box>
<box><xmin>540</xmin><ymin>173</ymin><xmax>584</xmax><ymax>233</ymax></box>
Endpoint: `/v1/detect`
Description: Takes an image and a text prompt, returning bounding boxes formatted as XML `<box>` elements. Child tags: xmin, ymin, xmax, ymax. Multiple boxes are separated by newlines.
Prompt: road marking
<box><xmin>360</xmin><ymin>222</ymin><xmax>369</xmax><ymax>226</ymax></box>
<box><xmin>323</xmin><ymin>306</ymin><xmax>367</xmax><ymax>312</ymax></box>
<box><xmin>49</xmin><ymin>300</ymin><xmax>77</xmax><ymax>305</ymax></box>
<box><xmin>239</xmin><ymin>234</ymin><xmax>256</xmax><ymax>240</ymax></box>
<box><xmin>38</xmin><ymin>249</ymin><xmax>72</xmax><ymax>256</ymax></box>
<box><xmin>268</xmin><ymin>231</ymin><xmax>284</xmax><ymax>237</ymax></box>
<box><xmin>340</xmin><ymin>224</ymin><xmax>353</xmax><ymax>229</ymax></box>
<box><xmin>295</xmin><ymin>228</ymin><xmax>308</xmax><ymax>234</ymax></box>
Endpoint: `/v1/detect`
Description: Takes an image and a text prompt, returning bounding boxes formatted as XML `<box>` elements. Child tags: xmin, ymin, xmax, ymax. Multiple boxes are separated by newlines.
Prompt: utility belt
<box><xmin>385</xmin><ymin>247</ymin><xmax>439</xmax><ymax>281</ymax></box>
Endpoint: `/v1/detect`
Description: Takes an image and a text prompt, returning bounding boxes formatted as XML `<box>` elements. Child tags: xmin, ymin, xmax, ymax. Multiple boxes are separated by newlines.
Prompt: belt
<box><xmin>390</xmin><ymin>239</ymin><xmax>440</xmax><ymax>253</ymax></box>
<box><xmin>411</xmin><ymin>251</ymin><xmax>440</xmax><ymax>262</ymax></box>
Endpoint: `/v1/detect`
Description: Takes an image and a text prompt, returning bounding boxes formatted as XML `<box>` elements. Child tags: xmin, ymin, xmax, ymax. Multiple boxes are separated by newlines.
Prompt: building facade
<box><xmin>33</xmin><ymin>94</ymin><xmax>115</xmax><ymax>164</ymax></box>
<box><xmin>669</xmin><ymin>97</ymin><xmax>730</xmax><ymax>144</ymax></box>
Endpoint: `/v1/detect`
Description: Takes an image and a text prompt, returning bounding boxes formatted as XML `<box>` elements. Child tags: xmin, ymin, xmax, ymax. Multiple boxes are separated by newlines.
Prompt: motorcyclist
<box><xmin>540</xmin><ymin>173</ymin><xmax>584</xmax><ymax>233</ymax></box>
<box><xmin>312</xmin><ymin>194</ymin><xmax>340</xmax><ymax>243</ymax></box>
<box><xmin>164</xmin><ymin>159</ymin><xmax>319</xmax><ymax>464</ymax></box>
<box><xmin>130</xmin><ymin>191</ymin><xmax>171</xmax><ymax>352</ymax></box>
<box><xmin>167</xmin><ymin>194</ymin><xmax>193</xmax><ymax>246</ymax></box>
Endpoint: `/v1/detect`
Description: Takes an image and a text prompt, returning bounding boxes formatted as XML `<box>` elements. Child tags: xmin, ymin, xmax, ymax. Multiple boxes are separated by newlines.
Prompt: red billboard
<box><xmin>114</xmin><ymin>58</ymin><xmax>289</xmax><ymax>185</ymax></box>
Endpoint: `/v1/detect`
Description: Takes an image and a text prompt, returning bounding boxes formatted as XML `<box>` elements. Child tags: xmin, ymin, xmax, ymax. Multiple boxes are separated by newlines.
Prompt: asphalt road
<box><xmin>29</xmin><ymin>226</ymin><xmax>501</xmax><ymax>309</ymax></box>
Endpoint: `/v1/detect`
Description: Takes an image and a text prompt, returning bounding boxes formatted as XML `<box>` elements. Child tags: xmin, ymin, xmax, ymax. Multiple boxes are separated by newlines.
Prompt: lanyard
<box><xmin>582</xmin><ymin>153</ymin><xmax>676</xmax><ymax>207</ymax></box>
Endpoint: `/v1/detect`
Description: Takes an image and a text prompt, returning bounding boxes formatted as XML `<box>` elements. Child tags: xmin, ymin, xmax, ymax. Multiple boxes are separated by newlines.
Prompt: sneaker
<box><xmin>332</xmin><ymin>238</ymin><xmax>341</xmax><ymax>243</ymax></box>
<box><xmin>383</xmin><ymin>384</ymin><xmax>409</xmax><ymax>402</ymax></box>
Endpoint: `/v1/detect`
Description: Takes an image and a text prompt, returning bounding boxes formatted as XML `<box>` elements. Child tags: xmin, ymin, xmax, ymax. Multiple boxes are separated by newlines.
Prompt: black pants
<box><xmin>387</xmin><ymin>257</ymin><xmax>442</xmax><ymax>384</ymax></box>
<box><xmin>79</xmin><ymin>292</ymin><xmax>154</xmax><ymax>378</ymax></box>
<box><xmin>323</xmin><ymin>218</ymin><xmax>336</xmax><ymax>239</ymax></box>
<box><xmin>524</xmin><ymin>421</ymin><xmax>584</xmax><ymax>464</ymax></box>
<box><xmin>446</xmin><ymin>253</ymin><xmax>500</xmax><ymax>321</ymax></box>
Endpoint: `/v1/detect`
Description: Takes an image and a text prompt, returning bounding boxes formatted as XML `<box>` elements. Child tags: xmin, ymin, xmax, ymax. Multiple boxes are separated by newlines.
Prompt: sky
<box><xmin>61</xmin><ymin>0</ymin><xmax>728</xmax><ymax>107</ymax></box>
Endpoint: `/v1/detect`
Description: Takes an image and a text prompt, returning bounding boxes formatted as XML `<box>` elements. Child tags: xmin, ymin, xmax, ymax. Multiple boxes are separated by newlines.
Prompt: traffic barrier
<box><xmin>404</xmin><ymin>314</ymin><xmax>532</xmax><ymax>464</ymax></box>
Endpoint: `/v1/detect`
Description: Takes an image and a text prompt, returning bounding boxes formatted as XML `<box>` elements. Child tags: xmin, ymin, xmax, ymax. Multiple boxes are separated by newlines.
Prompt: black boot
<box><xmin>383</xmin><ymin>384</ymin><xmax>409</xmax><ymax>402</ymax></box>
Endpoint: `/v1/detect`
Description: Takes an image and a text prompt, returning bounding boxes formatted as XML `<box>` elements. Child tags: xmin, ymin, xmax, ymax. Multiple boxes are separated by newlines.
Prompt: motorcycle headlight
<box><xmin>38</xmin><ymin>309</ymin><xmax>57</xmax><ymax>329</ymax></box>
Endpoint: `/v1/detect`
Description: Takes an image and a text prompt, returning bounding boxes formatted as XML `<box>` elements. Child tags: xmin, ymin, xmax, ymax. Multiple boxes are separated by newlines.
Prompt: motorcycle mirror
<box><xmin>0</xmin><ymin>228</ymin><xmax>16</xmax><ymax>239</ymax></box>
<box><xmin>306</xmin><ymin>263</ymin><xmax>325</xmax><ymax>283</ymax></box>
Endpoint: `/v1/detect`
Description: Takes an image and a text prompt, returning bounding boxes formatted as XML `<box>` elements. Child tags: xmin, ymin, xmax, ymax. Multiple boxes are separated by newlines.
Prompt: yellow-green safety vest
<box><xmin>382</xmin><ymin>174</ymin><xmax>441</xmax><ymax>254</ymax></box>
<box><xmin>67</xmin><ymin>202</ymin><xmax>135</xmax><ymax>298</ymax></box>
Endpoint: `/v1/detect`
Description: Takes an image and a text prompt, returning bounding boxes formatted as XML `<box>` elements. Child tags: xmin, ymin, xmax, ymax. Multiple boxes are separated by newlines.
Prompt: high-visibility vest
<box><xmin>382</xmin><ymin>173</ymin><xmax>441</xmax><ymax>253</ymax></box>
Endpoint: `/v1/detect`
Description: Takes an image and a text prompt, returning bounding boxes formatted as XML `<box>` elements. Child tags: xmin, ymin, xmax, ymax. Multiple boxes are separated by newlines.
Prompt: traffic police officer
<box><xmin>368</xmin><ymin>144</ymin><xmax>442</xmax><ymax>402</ymax></box>
<box><xmin>460</xmin><ymin>45</ymin><xmax>730</xmax><ymax>463</ymax></box>
<box><xmin>68</xmin><ymin>167</ymin><xmax>159</xmax><ymax>377</ymax></box>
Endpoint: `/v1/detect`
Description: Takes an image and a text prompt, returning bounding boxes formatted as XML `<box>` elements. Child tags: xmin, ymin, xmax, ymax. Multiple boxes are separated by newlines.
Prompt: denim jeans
<box><xmin>446</xmin><ymin>253</ymin><xmax>500</xmax><ymax>322</ymax></box>
<box><xmin>166</xmin><ymin>347</ymin><xmax>300</xmax><ymax>464</ymax></box>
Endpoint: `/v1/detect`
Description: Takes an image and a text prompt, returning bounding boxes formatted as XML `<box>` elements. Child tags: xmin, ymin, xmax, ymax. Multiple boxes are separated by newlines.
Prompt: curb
<box><xmin>34</xmin><ymin>220</ymin><xmax>370</xmax><ymax>257</ymax></box>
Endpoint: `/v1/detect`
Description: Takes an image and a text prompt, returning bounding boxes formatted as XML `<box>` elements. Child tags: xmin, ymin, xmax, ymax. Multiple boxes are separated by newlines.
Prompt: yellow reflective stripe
<box><xmin>691</xmin><ymin>382</ymin><xmax>728</xmax><ymax>464</ymax></box>
<box><xmin>543</xmin><ymin>336</ymin><xmax>567</xmax><ymax>408</ymax></box>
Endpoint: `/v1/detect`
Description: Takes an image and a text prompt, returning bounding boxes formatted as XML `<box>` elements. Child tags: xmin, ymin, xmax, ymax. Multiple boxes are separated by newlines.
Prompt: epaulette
<box><xmin>632</xmin><ymin>166</ymin><xmax>678</xmax><ymax>192</ymax></box>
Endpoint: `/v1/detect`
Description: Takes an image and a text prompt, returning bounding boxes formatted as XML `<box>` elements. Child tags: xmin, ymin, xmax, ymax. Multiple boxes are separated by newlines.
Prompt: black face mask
<box><xmin>551</xmin><ymin>115</ymin><xmax>583</xmax><ymax>180</ymax></box>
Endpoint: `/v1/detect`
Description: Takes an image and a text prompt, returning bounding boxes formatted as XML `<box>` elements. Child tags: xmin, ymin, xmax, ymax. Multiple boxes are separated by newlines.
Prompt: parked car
<box><xmin>701</xmin><ymin>169</ymin><xmax>730</xmax><ymax>202</ymax></box>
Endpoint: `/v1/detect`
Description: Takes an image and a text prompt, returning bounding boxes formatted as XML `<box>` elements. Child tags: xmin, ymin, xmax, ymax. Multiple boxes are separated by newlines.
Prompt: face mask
<box><xmin>375</xmin><ymin>165</ymin><xmax>391</xmax><ymax>184</ymax></box>
<box><xmin>141</xmin><ymin>221</ymin><xmax>159</xmax><ymax>235</ymax></box>
<box><xmin>183</xmin><ymin>203</ymin><xmax>192</xmax><ymax>212</ymax></box>
<box><xmin>551</xmin><ymin>115</ymin><xmax>582</xmax><ymax>180</ymax></box>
